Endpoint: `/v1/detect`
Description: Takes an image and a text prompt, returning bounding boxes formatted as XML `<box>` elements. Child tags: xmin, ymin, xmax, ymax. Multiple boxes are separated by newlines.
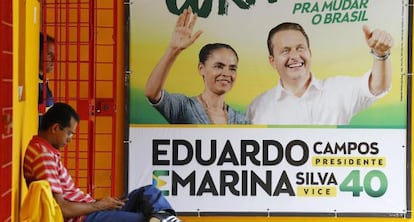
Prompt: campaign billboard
<box><xmin>128</xmin><ymin>0</ymin><xmax>411</xmax><ymax>217</ymax></box>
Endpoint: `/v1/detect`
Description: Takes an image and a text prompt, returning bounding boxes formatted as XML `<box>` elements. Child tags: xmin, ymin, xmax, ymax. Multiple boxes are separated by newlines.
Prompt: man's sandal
<box><xmin>149</xmin><ymin>211</ymin><xmax>182</xmax><ymax>222</ymax></box>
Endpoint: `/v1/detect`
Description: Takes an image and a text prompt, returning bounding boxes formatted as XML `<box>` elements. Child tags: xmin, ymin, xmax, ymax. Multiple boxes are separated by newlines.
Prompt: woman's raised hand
<box><xmin>170</xmin><ymin>8</ymin><xmax>203</xmax><ymax>51</ymax></box>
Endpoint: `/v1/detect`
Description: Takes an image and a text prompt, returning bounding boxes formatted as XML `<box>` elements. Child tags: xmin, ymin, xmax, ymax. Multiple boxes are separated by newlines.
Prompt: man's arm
<box><xmin>363</xmin><ymin>25</ymin><xmax>394</xmax><ymax>96</ymax></box>
<box><xmin>54</xmin><ymin>193</ymin><xmax>125</xmax><ymax>219</ymax></box>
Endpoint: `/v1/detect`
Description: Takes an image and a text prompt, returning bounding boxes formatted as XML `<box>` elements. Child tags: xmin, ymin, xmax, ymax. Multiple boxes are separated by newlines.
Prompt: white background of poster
<box><xmin>129</xmin><ymin>127</ymin><xmax>406</xmax><ymax>214</ymax></box>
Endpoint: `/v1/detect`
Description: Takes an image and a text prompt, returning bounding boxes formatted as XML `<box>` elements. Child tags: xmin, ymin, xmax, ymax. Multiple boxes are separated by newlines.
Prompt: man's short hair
<box><xmin>39</xmin><ymin>103</ymin><xmax>80</xmax><ymax>131</ymax></box>
<box><xmin>267</xmin><ymin>22</ymin><xmax>310</xmax><ymax>56</ymax></box>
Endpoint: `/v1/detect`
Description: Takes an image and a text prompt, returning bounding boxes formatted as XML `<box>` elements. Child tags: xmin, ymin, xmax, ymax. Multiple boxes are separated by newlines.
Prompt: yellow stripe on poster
<box><xmin>297</xmin><ymin>186</ymin><xmax>337</xmax><ymax>197</ymax></box>
<box><xmin>312</xmin><ymin>156</ymin><xmax>386</xmax><ymax>167</ymax></box>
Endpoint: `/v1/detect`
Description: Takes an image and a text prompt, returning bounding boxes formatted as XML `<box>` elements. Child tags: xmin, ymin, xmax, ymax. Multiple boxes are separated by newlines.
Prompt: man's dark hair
<box><xmin>39</xmin><ymin>32</ymin><xmax>55</xmax><ymax>58</ymax></box>
<box><xmin>267</xmin><ymin>22</ymin><xmax>310</xmax><ymax>56</ymax></box>
<box><xmin>39</xmin><ymin>102</ymin><xmax>80</xmax><ymax>131</ymax></box>
<box><xmin>199</xmin><ymin>43</ymin><xmax>239</xmax><ymax>64</ymax></box>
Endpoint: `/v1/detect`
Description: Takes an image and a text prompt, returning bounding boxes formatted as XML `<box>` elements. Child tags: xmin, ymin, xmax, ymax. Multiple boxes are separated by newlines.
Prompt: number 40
<box><xmin>339</xmin><ymin>170</ymin><xmax>388</xmax><ymax>197</ymax></box>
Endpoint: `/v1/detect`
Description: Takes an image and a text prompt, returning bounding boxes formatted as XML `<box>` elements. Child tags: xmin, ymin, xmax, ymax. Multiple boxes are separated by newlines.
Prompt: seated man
<box><xmin>23</xmin><ymin>102</ymin><xmax>181</xmax><ymax>222</ymax></box>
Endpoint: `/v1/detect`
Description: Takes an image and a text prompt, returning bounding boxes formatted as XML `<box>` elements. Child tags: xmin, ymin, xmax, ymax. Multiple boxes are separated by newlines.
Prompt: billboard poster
<box><xmin>128</xmin><ymin>0</ymin><xmax>411</xmax><ymax>217</ymax></box>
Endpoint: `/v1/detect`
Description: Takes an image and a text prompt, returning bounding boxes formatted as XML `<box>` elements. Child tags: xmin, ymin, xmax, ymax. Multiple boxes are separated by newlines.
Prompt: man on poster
<box><xmin>247</xmin><ymin>22</ymin><xmax>393</xmax><ymax>125</ymax></box>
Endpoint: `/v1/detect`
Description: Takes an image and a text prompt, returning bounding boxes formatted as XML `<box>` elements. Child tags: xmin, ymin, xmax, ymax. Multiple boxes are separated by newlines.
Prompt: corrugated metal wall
<box><xmin>0</xmin><ymin>0</ymin><xmax>13</xmax><ymax>221</ymax></box>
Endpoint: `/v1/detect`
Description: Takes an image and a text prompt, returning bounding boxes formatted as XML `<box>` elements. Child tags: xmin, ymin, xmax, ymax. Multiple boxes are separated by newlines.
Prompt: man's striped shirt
<box><xmin>24</xmin><ymin>136</ymin><xmax>94</xmax><ymax>221</ymax></box>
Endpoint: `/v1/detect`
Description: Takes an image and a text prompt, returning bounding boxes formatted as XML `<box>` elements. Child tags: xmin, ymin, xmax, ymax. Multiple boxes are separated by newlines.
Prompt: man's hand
<box><xmin>54</xmin><ymin>193</ymin><xmax>125</xmax><ymax>219</ymax></box>
<box><xmin>93</xmin><ymin>196</ymin><xmax>125</xmax><ymax>210</ymax></box>
<box><xmin>363</xmin><ymin>25</ymin><xmax>394</xmax><ymax>56</ymax></box>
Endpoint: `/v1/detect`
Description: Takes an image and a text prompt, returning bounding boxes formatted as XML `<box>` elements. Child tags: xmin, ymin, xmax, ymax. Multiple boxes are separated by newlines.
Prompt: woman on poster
<box><xmin>145</xmin><ymin>8</ymin><xmax>248</xmax><ymax>124</ymax></box>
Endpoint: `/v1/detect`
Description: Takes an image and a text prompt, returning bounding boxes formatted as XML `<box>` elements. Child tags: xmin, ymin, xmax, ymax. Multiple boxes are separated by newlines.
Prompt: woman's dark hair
<box><xmin>267</xmin><ymin>22</ymin><xmax>310</xmax><ymax>56</ymax></box>
<box><xmin>199</xmin><ymin>43</ymin><xmax>239</xmax><ymax>64</ymax></box>
<box><xmin>39</xmin><ymin>102</ymin><xmax>80</xmax><ymax>131</ymax></box>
